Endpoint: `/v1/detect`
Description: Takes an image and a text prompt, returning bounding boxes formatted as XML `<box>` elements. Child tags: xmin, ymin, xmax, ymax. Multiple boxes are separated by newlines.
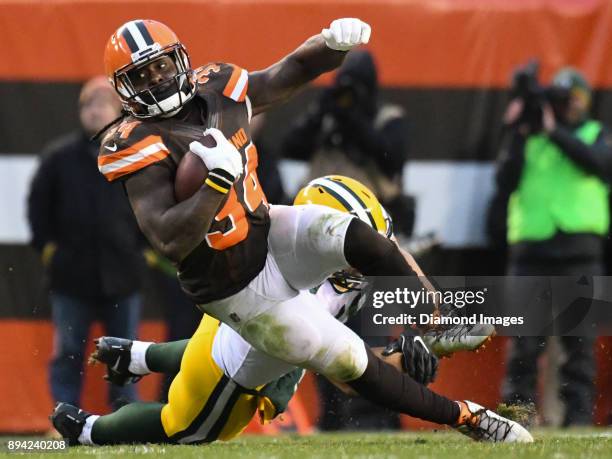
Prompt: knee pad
<box><xmin>314</xmin><ymin>334</ymin><xmax>368</xmax><ymax>382</ymax></box>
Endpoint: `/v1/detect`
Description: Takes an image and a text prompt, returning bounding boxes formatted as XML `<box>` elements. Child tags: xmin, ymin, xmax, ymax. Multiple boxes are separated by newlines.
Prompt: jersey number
<box><xmin>196</xmin><ymin>64</ymin><xmax>221</xmax><ymax>85</ymax></box>
<box><xmin>205</xmin><ymin>144</ymin><xmax>267</xmax><ymax>250</ymax></box>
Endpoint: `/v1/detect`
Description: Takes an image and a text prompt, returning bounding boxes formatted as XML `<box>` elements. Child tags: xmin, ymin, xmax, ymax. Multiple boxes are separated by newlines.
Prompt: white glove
<box><xmin>321</xmin><ymin>18</ymin><xmax>371</xmax><ymax>51</ymax></box>
<box><xmin>189</xmin><ymin>128</ymin><xmax>243</xmax><ymax>181</ymax></box>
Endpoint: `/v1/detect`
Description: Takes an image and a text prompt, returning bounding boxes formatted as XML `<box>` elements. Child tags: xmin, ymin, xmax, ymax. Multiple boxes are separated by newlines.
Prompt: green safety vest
<box><xmin>507</xmin><ymin>120</ymin><xmax>609</xmax><ymax>243</ymax></box>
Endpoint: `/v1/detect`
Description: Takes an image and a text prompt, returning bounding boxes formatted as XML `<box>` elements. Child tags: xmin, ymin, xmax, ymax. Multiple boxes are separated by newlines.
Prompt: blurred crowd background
<box><xmin>1</xmin><ymin>0</ymin><xmax>612</xmax><ymax>434</ymax></box>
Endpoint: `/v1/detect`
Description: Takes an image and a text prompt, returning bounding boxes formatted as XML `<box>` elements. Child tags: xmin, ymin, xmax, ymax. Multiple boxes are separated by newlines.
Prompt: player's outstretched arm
<box><xmin>124</xmin><ymin>165</ymin><xmax>226</xmax><ymax>263</ymax></box>
<box><xmin>248</xmin><ymin>18</ymin><xmax>371</xmax><ymax>114</ymax></box>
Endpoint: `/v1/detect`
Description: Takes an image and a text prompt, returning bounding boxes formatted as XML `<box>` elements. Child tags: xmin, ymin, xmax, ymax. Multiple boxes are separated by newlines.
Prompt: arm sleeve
<box><xmin>549</xmin><ymin>125</ymin><xmax>612</xmax><ymax>182</ymax></box>
<box><xmin>27</xmin><ymin>153</ymin><xmax>57</xmax><ymax>252</ymax></box>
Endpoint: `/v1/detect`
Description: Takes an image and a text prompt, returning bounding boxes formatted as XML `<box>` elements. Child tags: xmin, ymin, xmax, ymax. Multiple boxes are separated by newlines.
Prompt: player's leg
<box><xmin>146</xmin><ymin>340</ymin><xmax>189</xmax><ymax>374</ymax></box>
<box><xmin>235</xmin><ymin>290</ymin><xmax>462</xmax><ymax>423</ymax></box>
<box><xmin>90</xmin><ymin>336</ymin><xmax>189</xmax><ymax>385</ymax></box>
<box><xmin>159</xmin><ymin>315</ymin><xmax>260</xmax><ymax>444</ymax></box>
<box><xmin>268</xmin><ymin>205</ymin><xmax>414</xmax><ymax>292</ymax></box>
<box><xmin>53</xmin><ymin>316</ymin><xmax>256</xmax><ymax>445</ymax></box>
<box><xmin>53</xmin><ymin>336</ymin><xmax>197</xmax><ymax>445</ymax></box>
<box><xmin>204</xmin><ymin>258</ymin><xmax>532</xmax><ymax>441</ymax></box>
<box><xmin>258</xmin><ymin>293</ymin><xmax>531</xmax><ymax>441</ymax></box>
<box><xmin>199</xmin><ymin>205</ymin><xmax>532</xmax><ymax>441</ymax></box>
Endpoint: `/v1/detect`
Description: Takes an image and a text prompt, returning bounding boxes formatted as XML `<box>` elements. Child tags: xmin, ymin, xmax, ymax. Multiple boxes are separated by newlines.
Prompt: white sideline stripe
<box><xmin>404</xmin><ymin>161</ymin><xmax>496</xmax><ymax>248</ymax></box>
<box><xmin>179</xmin><ymin>380</ymin><xmax>237</xmax><ymax>444</ymax></box>
<box><xmin>0</xmin><ymin>156</ymin><xmax>494</xmax><ymax>247</ymax></box>
<box><xmin>278</xmin><ymin>160</ymin><xmax>496</xmax><ymax>248</ymax></box>
<box><xmin>98</xmin><ymin>143</ymin><xmax>167</xmax><ymax>175</ymax></box>
<box><xmin>310</xmin><ymin>177</ymin><xmax>373</xmax><ymax>228</ymax></box>
<box><xmin>0</xmin><ymin>155</ymin><xmax>38</xmax><ymax>243</ymax></box>
<box><xmin>230</xmin><ymin>69</ymin><xmax>248</xmax><ymax>101</ymax></box>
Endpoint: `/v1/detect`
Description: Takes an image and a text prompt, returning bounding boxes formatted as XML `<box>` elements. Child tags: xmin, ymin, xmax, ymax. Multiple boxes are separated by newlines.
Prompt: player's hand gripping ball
<box><xmin>321</xmin><ymin>18</ymin><xmax>371</xmax><ymax>51</ymax></box>
<box><xmin>175</xmin><ymin>129</ymin><xmax>243</xmax><ymax>201</ymax></box>
<box><xmin>190</xmin><ymin>128</ymin><xmax>243</xmax><ymax>179</ymax></box>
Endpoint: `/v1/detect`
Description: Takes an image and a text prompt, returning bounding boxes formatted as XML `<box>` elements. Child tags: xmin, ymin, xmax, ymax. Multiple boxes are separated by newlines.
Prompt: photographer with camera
<box><xmin>281</xmin><ymin>49</ymin><xmax>414</xmax><ymax>237</ymax></box>
<box><xmin>491</xmin><ymin>64</ymin><xmax>612</xmax><ymax>426</ymax></box>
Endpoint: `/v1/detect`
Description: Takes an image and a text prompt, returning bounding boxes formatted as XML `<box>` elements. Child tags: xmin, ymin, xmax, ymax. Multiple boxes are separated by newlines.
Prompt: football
<box><xmin>174</xmin><ymin>151</ymin><xmax>208</xmax><ymax>202</ymax></box>
<box><xmin>174</xmin><ymin>134</ymin><xmax>216</xmax><ymax>201</ymax></box>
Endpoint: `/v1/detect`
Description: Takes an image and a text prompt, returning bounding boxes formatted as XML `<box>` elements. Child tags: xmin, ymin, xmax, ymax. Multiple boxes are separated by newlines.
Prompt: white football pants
<box><xmin>203</xmin><ymin>204</ymin><xmax>369</xmax><ymax>382</ymax></box>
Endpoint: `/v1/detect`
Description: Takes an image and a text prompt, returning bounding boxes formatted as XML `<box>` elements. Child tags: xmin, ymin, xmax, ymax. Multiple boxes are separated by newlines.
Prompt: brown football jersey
<box><xmin>98</xmin><ymin>63</ymin><xmax>270</xmax><ymax>304</ymax></box>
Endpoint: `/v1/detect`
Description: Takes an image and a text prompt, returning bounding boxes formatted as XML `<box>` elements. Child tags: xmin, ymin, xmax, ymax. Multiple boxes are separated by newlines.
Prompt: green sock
<box><xmin>91</xmin><ymin>402</ymin><xmax>170</xmax><ymax>444</ymax></box>
<box><xmin>145</xmin><ymin>339</ymin><xmax>189</xmax><ymax>374</ymax></box>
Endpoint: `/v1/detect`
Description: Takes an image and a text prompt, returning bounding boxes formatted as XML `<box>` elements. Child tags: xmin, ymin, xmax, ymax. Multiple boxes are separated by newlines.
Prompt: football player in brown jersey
<box><xmin>50</xmin><ymin>178</ymin><xmax>441</xmax><ymax>446</ymax></box>
<box><xmin>51</xmin><ymin>177</ymin><xmax>520</xmax><ymax>446</ymax></box>
<box><xmin>61</xmin><ymin>18</ymin><xmax>531</xmax><ymax>443</ymax></box>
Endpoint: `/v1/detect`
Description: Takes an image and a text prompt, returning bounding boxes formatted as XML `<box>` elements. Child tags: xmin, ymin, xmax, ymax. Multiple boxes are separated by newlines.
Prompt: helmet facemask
<box><xmin>114</xmin><ymin>45</ymin><xmax>196</xmax><ymax>118</ymax></box>
<box><xmin>328</xmin><ymin>270</ymin><xmax>366</xmax><ymax>293</ymax></box>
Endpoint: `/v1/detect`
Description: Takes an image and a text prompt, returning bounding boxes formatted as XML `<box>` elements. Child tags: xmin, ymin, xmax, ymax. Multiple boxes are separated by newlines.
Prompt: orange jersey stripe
<box><xmin>98</xmin><ymin>135</ymin><xmax>162</xmax><ymax>166</ymax></box>
<box><xmin>237</xmin><ymin>78</ymin><xmax>248</xmax><ymax>103</ymax></box>
<box><xmin>98</xmin><ymin>135</ymin><xmax>169</xmax><ymax>181</ymax></box>
<box><xmin>223</xmin><ymin>64</ymin><xmax>248</xmax><ymax>102</ymax></box>
<box><xmin>222</xmin><ymin>65</ymin><xmax>241</xmax><ymax>98</ymax></box>
<box><xmin>103</xmin><ymin>149</ymin><xmax>169</xmax><ymax>181</ymax></box>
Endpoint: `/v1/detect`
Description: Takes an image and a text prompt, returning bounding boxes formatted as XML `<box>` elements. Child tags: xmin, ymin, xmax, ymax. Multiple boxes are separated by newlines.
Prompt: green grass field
<box><xmin>2</xmin><ymin>430</ymin><xmax>611</xmax><ymax>458</ymax></box>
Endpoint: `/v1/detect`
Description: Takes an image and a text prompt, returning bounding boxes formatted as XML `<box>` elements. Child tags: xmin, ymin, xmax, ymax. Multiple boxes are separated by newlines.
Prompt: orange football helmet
<box><xmin>104</xmin><ymin>19</ymin><xmax>196</xmax><ymax>118</ymax></box>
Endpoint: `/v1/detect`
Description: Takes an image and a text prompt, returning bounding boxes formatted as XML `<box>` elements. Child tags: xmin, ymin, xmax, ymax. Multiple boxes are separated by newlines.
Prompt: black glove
<box><xmin>382</xmin><ymin>331</ymin><xmax>439</xmax><ymax>385</ymax></box>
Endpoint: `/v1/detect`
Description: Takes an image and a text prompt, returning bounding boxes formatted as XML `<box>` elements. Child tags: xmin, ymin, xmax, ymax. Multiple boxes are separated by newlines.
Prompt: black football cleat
<box><xmin>89</xmin><ymin>336</ymin><xmax>142</xmax><ymax>386</ymax></box>
<box><xmin>49</xmin><ymin>402</ymin><xmax>91</xmax><ymax>446</ymax></box>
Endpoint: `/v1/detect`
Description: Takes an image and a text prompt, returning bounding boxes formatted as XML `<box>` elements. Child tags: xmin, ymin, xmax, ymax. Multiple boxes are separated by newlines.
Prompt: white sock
<box><xmin>128</xmin><ymin>341</ymin><xmax>154</xmax><ymax>375</ymax></box>
<box><xmin>78</xmin><ymin>414</ymin><xmax>100</xmax><ymax>446</ymax></box>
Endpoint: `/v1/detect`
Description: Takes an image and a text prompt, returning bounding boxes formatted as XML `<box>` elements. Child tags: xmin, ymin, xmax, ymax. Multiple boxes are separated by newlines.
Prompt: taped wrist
<box><xmin>205</xmin><ymin>168</ymin><xmax>235</xmax><ymax>194</ymax></box>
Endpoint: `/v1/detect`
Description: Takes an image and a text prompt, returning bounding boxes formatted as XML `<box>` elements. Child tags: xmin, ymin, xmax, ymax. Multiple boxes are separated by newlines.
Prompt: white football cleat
<box><xmin>423</xmin><ymin>323</ymin><xmax>496</xmax><ymax>357</ymax></box>
<box><xmin>454</xmin><ymin>400</ymin><xmax>534</xmax><ymax>443</ymax></box>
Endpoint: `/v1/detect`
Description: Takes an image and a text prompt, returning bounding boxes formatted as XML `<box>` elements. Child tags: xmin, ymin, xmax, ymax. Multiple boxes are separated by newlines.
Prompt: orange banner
<box><xmin>2</xmin><ymin>319</ymin><xmax>611</xmax><ymax>433</ymax></box>
<box><xmin>3</xmin><ymin>1</ymin><xmax>612</xmax><ymax>87</ymax></box>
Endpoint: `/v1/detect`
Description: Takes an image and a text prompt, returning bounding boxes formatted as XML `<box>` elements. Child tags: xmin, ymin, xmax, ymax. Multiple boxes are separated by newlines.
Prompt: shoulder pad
<box><xmin>98</xmin><ymin>119</ymin><xmax>169</xmax><ymax>182</ymax></box>
<box><xmin>195</xmin><ymin>62</ymin><xmax>248</xmax><ymax>103</ymax></box>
